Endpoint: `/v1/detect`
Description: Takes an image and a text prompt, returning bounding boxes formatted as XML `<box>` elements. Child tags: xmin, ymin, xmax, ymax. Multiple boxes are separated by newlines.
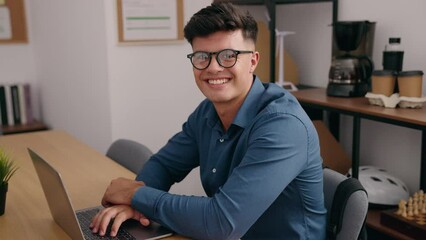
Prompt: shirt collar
<box><xmin>232</xmin><ymin>75</ymin><xmax>264</xmax><ymax>128</ymax></box>
<box><xmin>204</xmin><ymin>75</ymin><xmax>266</xmax><ymax>130</ymax></box>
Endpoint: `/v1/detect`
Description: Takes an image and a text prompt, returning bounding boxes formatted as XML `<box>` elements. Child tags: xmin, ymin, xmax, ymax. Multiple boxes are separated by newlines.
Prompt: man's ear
<box><xmin>249</xmin><ymin>51</ymin><xmax>260</xmax><ymax>73</ymax></box>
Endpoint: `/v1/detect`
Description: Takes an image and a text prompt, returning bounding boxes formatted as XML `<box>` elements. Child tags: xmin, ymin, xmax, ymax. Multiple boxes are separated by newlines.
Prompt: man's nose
<box><xmin>206</xmin><ymin>56</ymin><xmax>224</xmax><ymax>71</ymax></box>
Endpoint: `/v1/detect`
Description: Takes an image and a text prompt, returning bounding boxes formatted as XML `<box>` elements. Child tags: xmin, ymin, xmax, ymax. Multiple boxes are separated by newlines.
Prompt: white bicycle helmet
<box><xmin>347</xmin><ymin>165</ymin><xmax>410</xmax><ymax>207</ymax></box>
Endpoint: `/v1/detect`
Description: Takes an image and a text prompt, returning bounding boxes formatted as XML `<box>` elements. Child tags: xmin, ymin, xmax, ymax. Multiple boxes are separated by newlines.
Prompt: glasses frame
<box><xmin>187</xmin><ymin>49</ymin><xmax>253</xmax><ymax>70</ymax></box>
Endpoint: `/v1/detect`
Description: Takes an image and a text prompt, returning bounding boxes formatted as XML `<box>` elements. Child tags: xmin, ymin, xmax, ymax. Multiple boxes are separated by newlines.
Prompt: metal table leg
<box><xmin>421</xmin><ymin>130</ymin><xmax>426</xmax><ymax>190</ymax></box>
<box><xmin>351</xmin><ymin>116</ymin><xmax>361</xmax><ymax>179</ymax></box>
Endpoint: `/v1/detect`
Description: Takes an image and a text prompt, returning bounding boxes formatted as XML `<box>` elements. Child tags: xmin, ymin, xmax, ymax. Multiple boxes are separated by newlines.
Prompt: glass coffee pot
<box><xmin>329</xmin><ymin>55</ymin><xmax>373</xmax><ymax>85</ymax></box>
<box><xmin>327</xmin><ymin>21</ymin><xmax>376</xmax><ymax>97</ymax></box>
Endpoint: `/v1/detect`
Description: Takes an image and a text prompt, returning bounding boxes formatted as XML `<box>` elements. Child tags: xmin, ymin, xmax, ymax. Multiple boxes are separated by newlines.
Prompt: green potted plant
<box><xmin>0</xmin><ymin>148</ymin><xmax>18</xmax><ymax>216</ymax></box>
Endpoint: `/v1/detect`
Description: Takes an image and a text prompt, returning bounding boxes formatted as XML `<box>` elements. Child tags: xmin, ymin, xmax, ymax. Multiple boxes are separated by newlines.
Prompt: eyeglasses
<box><xmin>187</xmin><ymin>49</ymin><xmax>253</xmax><ymax>70</ymax></box>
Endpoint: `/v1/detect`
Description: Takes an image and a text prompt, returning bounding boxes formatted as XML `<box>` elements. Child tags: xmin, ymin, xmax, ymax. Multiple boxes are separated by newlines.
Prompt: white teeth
<box><xmin>208</xmin><ymin>79</ymin><xmax>229</xmax><ymax>85</ymax></box>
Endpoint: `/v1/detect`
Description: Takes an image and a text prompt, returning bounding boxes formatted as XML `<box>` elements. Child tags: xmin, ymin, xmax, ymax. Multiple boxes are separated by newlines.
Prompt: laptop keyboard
<box><xmin>76</xmin><ymin>208</ymin><xmax>135</xmax><ymax>240</ymax></box>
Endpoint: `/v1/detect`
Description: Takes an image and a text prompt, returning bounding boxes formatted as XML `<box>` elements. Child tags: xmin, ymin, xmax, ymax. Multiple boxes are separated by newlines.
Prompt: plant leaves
<box><xmin>0</xmin><ymin>148</ymin><xmax>19</xmax><ymax>183</ymax></box>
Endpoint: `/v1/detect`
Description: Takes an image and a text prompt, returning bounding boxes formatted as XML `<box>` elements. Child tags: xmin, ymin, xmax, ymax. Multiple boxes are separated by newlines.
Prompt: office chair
<box><xmin>323</xmin><ymin>168</ymin><xmax>368</xmax><ymax>240</ymax></box>
<box><xmin>106</xmin><ymin>139</ymin><xmax>153</xmax><ymax>174</ymax></box>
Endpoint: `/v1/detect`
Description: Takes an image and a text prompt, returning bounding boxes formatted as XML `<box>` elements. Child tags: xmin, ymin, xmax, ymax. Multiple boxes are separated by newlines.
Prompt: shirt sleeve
<box><xmin>135</xmin><ymin>120</ymin><xmax>200</xmax><ymax>191</ymax></box>
<box><xmin>131</xmin><ymin>113</ymin><xmax>312</xmax><ymax>240</ymax></box>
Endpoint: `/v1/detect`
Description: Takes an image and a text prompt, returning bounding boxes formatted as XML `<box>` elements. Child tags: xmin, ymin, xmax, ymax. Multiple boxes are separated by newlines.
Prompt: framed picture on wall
<box><xmin>116</xmin><ymin>0</ymin><xmax>184</xmax><ymax>44</ymax></box>
<box><xmin>0</xmin><ymin>0</ymin><xmax>28</xmax><ymax>44</ymax></box>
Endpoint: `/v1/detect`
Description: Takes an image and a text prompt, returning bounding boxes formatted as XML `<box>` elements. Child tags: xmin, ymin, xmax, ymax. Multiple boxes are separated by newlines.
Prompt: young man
<box><xmin>91</xmin><ymin>2</ymin><xmax>326</xmax><ymax>239</ymax></box>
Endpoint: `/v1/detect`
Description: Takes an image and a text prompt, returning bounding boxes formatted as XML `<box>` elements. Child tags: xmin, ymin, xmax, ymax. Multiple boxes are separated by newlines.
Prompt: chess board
<box><xmin>381</xmin><ymin>208</ymin><xmax>426</xmax><ymax>240</ymax></box>
<box><xmin>380</xmin><ymin>190</ymin><xmax>426</xmax><ymax>239</ymax></box>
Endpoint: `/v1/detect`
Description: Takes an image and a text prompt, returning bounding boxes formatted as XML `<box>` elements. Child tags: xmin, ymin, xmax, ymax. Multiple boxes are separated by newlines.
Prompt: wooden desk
<box><xmin>292</xmin><ymin>88</ymin><xmax>426</xmax><ymax>189</ymax></box>
<box><xmin>0</xmin><ymin>130</ymin><xmax>185</xmax><ymax>240</ymax></box>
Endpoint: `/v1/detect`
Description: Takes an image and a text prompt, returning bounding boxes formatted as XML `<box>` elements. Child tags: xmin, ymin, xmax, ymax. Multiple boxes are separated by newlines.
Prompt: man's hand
<box><xmin>101</xmin><ymin>177</ymin><xmax>145</xmax><ymax>207</ymax></box>
<box><xmin>90</xmin><ymin>205</ymin><xmax>150</xmax><ymax>237</ymax></box>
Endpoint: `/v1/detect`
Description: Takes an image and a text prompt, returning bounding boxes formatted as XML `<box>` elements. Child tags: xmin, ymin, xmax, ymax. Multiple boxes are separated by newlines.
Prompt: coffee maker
<box><xmin>327</xmin><ymin>21</ymin><xmax>375</xmax><ymax>97</ymax></box>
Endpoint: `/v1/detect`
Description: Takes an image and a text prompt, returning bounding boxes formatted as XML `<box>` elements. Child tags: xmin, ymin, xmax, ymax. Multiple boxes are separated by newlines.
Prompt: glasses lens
<box><xmin>217</xmin><ymin>49</ymin><xmax>237</xmax><ymax>68</ymax></box>
<box><xmin>191</xmin><ymin>52</ymin><xmax>210</xmax><ymax>70</ymax></box>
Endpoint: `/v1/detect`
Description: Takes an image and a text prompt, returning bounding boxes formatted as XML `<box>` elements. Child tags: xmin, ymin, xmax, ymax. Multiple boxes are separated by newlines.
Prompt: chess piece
<box><xmin>396</xmin><ymin>200</ymin><xmax>406</xmax><ymax>215</ymax></box>
<box><xmin>414</xmin><ymin>203</ymin><xmax>419</xmax><ymax>216</ymax></box>
<box><xmin>414</xmin><ymin>192</ymin><xmax>419</xmax><ymax>199</ymax></box>
<box><xmin>422</xmin><ymin>201</ymin><xmax>426</xmax><ymax>214</ymax></box>
<box><xmin>402</xmin><ymin>205</ymin><xmax>408</xmax><ymax>218</ymax></box>
<box><xmin>408</xmin><ymin>205</ymin><xmax>414</xmax><ymax>217</ymax></box>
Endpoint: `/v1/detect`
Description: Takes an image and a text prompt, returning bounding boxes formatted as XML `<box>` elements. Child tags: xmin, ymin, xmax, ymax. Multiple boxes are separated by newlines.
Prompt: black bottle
<box><xmin>383</xmin><ymin>37</ymin><xmax>404</xmax><ymax>72</ymax></box>
<box><xmin>382</xmin><ymin>37</ymin><xmax>404</xmax><ymax>93</ymax></box>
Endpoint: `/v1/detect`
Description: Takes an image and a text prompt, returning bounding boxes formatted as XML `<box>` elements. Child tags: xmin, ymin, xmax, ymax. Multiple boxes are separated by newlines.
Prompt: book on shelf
<box><xmin>18</xmin><ymin>84</ymin><xmax>27</xmax><ymax>124</ymax></box>
<box><xmin>0</xmin><ymin>83</ymin><xmax>35</xmax><ymax>127</ymax></box>
<box><xmin>4</xmin><ymin>84</ymin><xmax>14</xmax><ymax>126</ymax></box>
<box><xmin>11</xmin><ymin>85</ymin><xmax>21</xmax><ymax>124</ymax></box>
<box><xmin>0</xmin><ymin>86</ymin><xmax>8</xmax><ymax>125</ymax></box>
<box><xmin>23</xmin><ymin>84</ymin><xmax>34</xmax><ymax>124</ymax></box>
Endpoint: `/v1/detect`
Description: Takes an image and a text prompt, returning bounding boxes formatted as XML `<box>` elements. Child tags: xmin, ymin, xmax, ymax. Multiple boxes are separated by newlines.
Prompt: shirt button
<box><xmin>219</xmin><ymin>138</ymin><xmax>224</xmax><ymax>143</ymax></box>
<box><xmin>212</xmin><ymin>168</ymin><xmax>216</xmax><ymax>173</ymax></box>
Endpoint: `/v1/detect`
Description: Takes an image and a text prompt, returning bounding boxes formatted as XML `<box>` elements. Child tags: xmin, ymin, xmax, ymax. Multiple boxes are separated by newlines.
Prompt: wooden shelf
<box><xmin>1</xmin><ymin>120</ymin><xmax>48</xmax><ymax>135</ymax></box>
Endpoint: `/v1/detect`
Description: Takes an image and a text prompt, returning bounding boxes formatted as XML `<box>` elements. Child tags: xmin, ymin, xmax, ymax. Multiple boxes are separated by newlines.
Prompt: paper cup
<box><xmin>398</xmin><ymin>71</ymin><xmax>424</xmax><ymax>98</ymax></box>
<box><xmin>371</xmin><ymin>70</ymin><xmax>396</xmax><ymax>96</ymax></box>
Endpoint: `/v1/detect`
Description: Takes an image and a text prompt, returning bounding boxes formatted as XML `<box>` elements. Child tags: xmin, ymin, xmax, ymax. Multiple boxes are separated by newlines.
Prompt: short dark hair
<box><xmin>184</xmin><ymin>2</ymin><xmax>258</xmax><ymax>45</ymax></box>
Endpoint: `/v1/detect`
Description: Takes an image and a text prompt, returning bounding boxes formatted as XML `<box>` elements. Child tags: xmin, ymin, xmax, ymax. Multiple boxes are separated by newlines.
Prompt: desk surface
<box><xmin>292</xmin><ymin>88</ymin><xmax>426</xmax><ymax>128</ymax></box>
<box><xmin>0</xmin><ymin>130</ymin><xmax>185</xmax><ymax>240</ymax></box>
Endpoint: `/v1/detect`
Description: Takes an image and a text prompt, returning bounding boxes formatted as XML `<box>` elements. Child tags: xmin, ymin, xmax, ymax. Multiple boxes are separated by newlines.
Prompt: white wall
<box><xmin>4</xmin><ymin>0</ymin><xmax>425</xmax><ymax>194</ymax></box>
<box><xmin>27</xmin><ymin>0</ymin><xmax>112</xmax><ymax>152</ymax></box>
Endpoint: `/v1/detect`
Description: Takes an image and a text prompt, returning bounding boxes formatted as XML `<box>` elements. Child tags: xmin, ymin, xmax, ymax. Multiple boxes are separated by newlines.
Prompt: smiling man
<box><xmin>91</xmin><ymin>2</ymin><xmax>326</xmax><ymax>239</ymax></box>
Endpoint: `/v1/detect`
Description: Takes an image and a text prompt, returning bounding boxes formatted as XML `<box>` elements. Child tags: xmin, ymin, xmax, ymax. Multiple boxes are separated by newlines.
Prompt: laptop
<box><xmin>28</xmin><ymin>148</ymin><xmax>173</xmax><ymax>240</ymax></box>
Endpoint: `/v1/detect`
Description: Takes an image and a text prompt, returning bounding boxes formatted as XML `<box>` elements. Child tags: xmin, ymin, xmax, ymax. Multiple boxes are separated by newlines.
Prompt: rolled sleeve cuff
<box><xmin>131</xmin><ymin>186</ymin><xmax>166</xmax><ymax>218</ymax></box>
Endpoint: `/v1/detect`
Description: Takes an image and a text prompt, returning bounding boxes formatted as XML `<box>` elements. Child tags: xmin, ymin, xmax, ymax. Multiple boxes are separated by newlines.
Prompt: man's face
<box><xmin>190</xmin><ymin>30</ymin><xmax>259</xmax><ymax>107</ymax></box>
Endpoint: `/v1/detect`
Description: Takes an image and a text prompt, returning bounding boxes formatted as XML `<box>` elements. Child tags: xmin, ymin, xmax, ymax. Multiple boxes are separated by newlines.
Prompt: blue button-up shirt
<box><xmin>132</xmin><ymin>76</ymin><xmax>326</xmax><ymax>240</ymax></box>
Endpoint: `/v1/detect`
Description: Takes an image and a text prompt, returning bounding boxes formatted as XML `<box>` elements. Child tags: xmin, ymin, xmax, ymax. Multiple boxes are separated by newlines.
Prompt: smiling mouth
<box><xmin>208</xmin><ymin>79</ymin><xmax>229</xmax><ymax>85</ymax></box>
